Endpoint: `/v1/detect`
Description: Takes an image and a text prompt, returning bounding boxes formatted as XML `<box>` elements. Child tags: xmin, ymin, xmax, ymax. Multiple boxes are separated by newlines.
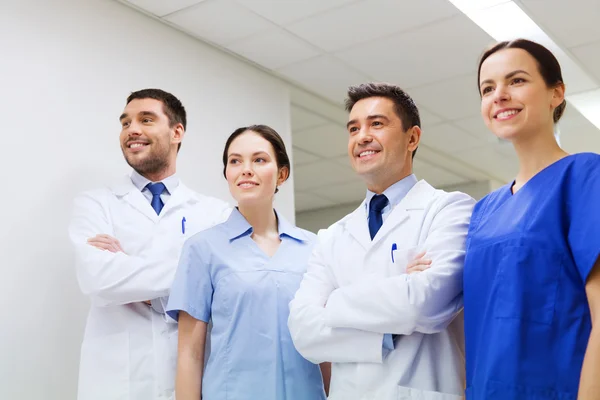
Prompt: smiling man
<box><xmin>69</xmin><ymin>89</ymin><xmax>230</xmax><ymax>400</ymax></box>
<box><xmin>288</xmin><ymin>82</ymin><xmax>475</xmax><ymax>400</ymax></box>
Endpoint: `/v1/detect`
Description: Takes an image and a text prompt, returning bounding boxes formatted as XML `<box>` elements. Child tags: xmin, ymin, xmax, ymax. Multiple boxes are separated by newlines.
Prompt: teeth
<box><xmin>359</xmin><ymin>150</ymin><xmax>377</xmax><ymax>157</ymax></box>
<box><xmin>239</xmin><ymin>183</ymin><xmax>256</xmax><ymax>188</ymax></box>
<box><xmin>129</xmin><ymin>143</ymin><xmax>147</xmax><ymax>148</ymax></box>
<box><xmin>497</xmin><ymin>110</ymin><xmax>519</xmax><ymax>119</ymax></box>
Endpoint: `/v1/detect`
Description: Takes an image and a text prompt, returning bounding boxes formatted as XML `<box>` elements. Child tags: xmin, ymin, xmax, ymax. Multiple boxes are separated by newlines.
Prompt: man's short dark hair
<box><xmin>126</xmin><ymin>89</ymin><xmax>186</xmax><ymax>151</ymax></box>
<box><xmin>345</xmin><ymin>83</ymin><xmax>421</xmax><ymax>158</ymax></box>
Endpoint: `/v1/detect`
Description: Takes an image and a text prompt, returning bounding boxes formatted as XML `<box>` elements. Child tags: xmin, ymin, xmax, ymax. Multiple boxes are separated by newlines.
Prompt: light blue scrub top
<box><xmin>463</xmin><ymin>153</ymin><xmax>600</xmax><ymax>399</ymax></box>
<box><xmin>166</xmin><ymin>208</ymin><xmax>326</xmax><ymax>400</ymax></box>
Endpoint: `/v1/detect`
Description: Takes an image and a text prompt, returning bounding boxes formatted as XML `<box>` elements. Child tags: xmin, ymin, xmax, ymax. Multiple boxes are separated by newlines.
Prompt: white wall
<box><xmin>0</xmin><ymin>1</ymin><xmax>294</xmax><ymax>398</ymax></box>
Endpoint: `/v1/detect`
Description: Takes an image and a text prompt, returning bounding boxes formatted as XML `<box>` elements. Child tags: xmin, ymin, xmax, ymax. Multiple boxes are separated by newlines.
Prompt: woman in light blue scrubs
<box><xmin>463</xmin><ymin>39</ymin><xmax>600</xmax><ymax>399</ymax></box>
<box><xmin>166</xmin><ymin>125</ymin><xmax>329</xmax><ymax>400</ymax></box>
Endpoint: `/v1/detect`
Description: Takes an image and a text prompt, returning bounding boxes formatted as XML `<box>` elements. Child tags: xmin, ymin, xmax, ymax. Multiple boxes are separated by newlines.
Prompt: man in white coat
<box><xmin>288</xmin><ymin>83</ymin><xmax>475</xmax><ymax>400</ymax></box>
<box><xmin>69</xmin><ymin>89</ymin><xmax>230</xmax><ymax>400</ymax></box>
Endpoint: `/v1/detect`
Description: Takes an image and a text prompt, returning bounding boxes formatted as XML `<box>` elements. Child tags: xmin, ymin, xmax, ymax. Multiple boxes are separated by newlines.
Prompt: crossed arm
<box><xmin>69</xmin><ymin>192</ymin><xmax>177</xmax><ymax>307</ymax></box>
<box><xmin>288</xmin><ymin>193</ymin><xmax>474</xmax><ymax>364</ymax></box>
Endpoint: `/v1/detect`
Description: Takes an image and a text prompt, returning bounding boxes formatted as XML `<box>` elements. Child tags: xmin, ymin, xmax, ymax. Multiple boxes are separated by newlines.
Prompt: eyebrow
<box><xmin>228</xmin><ymin>151</ymin><xmax>269</xmax><ymax>158</ymax></box>
<box><xmin>479</xmin><ymin>69</ymin><xmax>532</xmax><ymax>88</ymax></box>
<box><xmin>119</xmin><ymin>110</ymin><xmax>159</xmax><ymax>121</ymax></box>
<box><xmin>346</xmin><ymin>114</ymin><xmax>390</xmax><ymax>129</ymax></box>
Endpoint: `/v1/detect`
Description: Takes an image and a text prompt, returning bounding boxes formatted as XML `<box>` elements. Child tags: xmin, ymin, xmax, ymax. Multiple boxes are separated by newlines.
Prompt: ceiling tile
<box><xmin>453</xmin><ymin>115</ymin><xmax>494</xmax><ymax>142</ymax></box>
<box><xmin>126</xmin><ymin>0</ymin><xmax>206</xmax><ymax>17</ymax></box>
<box><xmin>294</xmin><ymin>192</ymin><xmax>336</xmax><ymax>212</ymax></box>
<box><xmin>418</xmin><ymin>106</ymin><xmax>445</xmax><ymax>127</ymax></box>
<box><xmin>521</xmin><ymin>0</ymin><xmax>600</xmax><ymax>48</ymax></box>
<box><xmin>409</xmin><ymin>74</ymin><xmax>481</xmax><ymax>120</ymax></box>
<box><xmin>415</xmin><ymin>146</ymin><xmax>493</xmax><ymax>182</ymax></box>
<box><xmin>307</xmin><ymin>178</ymin><xmax>366</xmax><ymax>204</ymax></box>
<box><xmin>456</xmin><ymin>146</ymin><xmax>518</xmax><ymax>183</ymax></box>
<box><xmin>292</xmin><ymin>147</ymin><xmax>321</xmax><ymax>165</ymax></box>
<box><xmin>292</xmin><ymin>123</ymin><xmax>348</xmax><ymax>158</ymax></box>
<box><xmin>165</xmin><ymin>0</ymin><xmax>272</xmax><ymax>46</ymax></box>
<box><xmin>226</xmin><ymin>28</ymin><xmax>321</xmax><ymax>70</ymax></box>
<box><xmin>291</xmin><ymin>105</ymin><xmax>329</xmax><ymax>131</ymax></box>
<box><xmin>334</xmin><ymin>15</ymin><xmax>493</xmax><ymax>88</ymax></box>
<box><xmin>287</xmin><ymin>0</ymin><xmax>457</xmax><ymax>52</ymax></box>
<box><xmin>420</xmin><ymin>123</ymin><xmax>486</xmax><ymax>153</ymax></box>
<box><xmin>413</xmin><ymin>158</ymin><xmax>469</xmax><ymax>187</ymax></box>
<box><xmin>277</xmin><ymin>55</ymin><xmax>371</xmax><ymax>104</ymax></box>
<box><xmin>233</xmin><ymin>0</ymin><xmax>357</xmax><ymax>25</ymax></box>
<box><xmin>570</xmin><ymin>41</ymin><xmax>600</xmax><ymax>83</ymax></box>
<box><xmin>294</xmin><ymin>160</ymin><xmax>357</xmax><ymax>191</ymax></box>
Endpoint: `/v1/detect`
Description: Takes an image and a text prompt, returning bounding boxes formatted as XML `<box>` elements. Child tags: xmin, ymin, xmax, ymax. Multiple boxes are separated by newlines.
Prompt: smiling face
<box><xmin>119</xmin><ymin>98</ymin><xmax>183</xmax><ymax>176</ymax></box>
<box><xmin>225</xmin><ymin>130</ymin><xmax>288</xmax><ymax>207</ymax></box>
<box><xmin>479</xmin><ymin>48</ymin><xmax>564</xmax><ymax>142</ymax></box>
<box><xmin>346</xmin><ymin>96</ymin><xmax>420</xmax><ymax>193</ymax></box>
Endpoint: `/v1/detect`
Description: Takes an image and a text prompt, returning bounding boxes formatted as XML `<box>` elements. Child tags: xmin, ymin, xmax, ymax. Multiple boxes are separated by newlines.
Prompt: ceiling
<box><xmin>120</xmin><ymin>0</ymin><xmax>600</xmax><ymax>212</ymax></box>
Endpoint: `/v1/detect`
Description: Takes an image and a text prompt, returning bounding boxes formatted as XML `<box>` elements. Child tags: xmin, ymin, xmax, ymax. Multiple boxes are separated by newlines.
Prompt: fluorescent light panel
<box><xmin>447</xmin><ymin>0</ymin><xmax>600</xmax><ymax>131</ymax></box>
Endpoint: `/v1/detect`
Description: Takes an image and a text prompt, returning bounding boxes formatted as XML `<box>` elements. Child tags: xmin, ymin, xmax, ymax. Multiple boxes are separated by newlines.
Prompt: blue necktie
<box><xmin>146</xmin><ymin>182</ymin><xmax>166</xmax><ymax>215</ymax></box>
<box><xmin>368</xmin><ymin>194</ymin><xmax>389</xmax><ymax>240</ymax></box>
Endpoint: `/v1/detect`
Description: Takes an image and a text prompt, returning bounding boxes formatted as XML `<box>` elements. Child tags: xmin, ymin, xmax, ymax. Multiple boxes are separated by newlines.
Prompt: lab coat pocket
<box><xmin>78</xmin><ymin>332</ymin><xmax>129</xmax><ymax>400</ymax></box>
<box><xmin>493</xmin><ymin>246</ymin><xmax>561</xmax><ymax>325</ymax></box>
<box><xmin>388</xmin><ymin>246</ymin><xmax>420</xmax><ymax>277</ymax></box>
<box><xmin>397</xmin><ymin>385</ymin><xmax>464</xmax><ymax>400</ymax></box>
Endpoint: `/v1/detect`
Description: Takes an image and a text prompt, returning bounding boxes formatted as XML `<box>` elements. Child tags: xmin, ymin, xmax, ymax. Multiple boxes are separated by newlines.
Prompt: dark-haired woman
<box><xmin>166</xmin><ymin>125</ymin><xmax>330</xmax><ymax>400</ymax></box>
<box><xmin>463</xmin><ymin>39</ymin><xmax>600</xmax><ymax>399</ymax></box>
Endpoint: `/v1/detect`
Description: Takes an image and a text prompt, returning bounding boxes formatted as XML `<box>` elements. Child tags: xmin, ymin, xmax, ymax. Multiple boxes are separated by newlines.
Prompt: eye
<box><xmin>121</xmin><ymin>121</ymin><xmax>130</xmax><ymax>128</ymax></box>
<box><xmin>229</xmin><ymin>159</ymin><xmax>240</xmax><ymax>164</ymax></box>
<box><xmin>481</xmin><ymin>86</ymin><xmax>493</xmax><ymax>95</ymax></box>
<box><xmin>348</xmin><ymin>126</ymin><xmax>358</xmax><ymax>134</ymax></box>
<box><xmin>372</xmin><ymin>121</ymin><xmax>383</xmax><ymax>127</ymax></box>
<box><xmin>255</xmin><ymin>157</ymin><xmax>266</xmax><ymax>163</ymax></box>
<box><xmin>142</xmin><ymin>118</ymin><xmax>152</xmax><ymax>123</ymax></box>
<box><xmin>511</xmin><ymin>77</ymin><xmax>526</xmax><ymax>85</ymax></box>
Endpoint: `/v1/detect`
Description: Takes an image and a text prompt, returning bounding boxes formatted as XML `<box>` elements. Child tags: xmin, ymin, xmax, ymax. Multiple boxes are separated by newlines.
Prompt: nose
<box><xmin>356</xmin><ymin>127</ymin><xmax>373</xmax><ymax>146</ymax></box>
<box><xmin>493</xmin><ymin>84</ymin><xmax>510</xmax><ymax>103</ymax></box>
<box><xmin>241</xmin><ymin>161</ymin><xmax>254</xmax><ymax>176</ymax></box>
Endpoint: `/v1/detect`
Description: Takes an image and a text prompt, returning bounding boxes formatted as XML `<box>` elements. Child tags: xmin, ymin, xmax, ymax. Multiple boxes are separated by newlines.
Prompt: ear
<box><xmin>407</xmin><ymin>126</ymin><xmax>421</xmax><ymax>153</ymax></box>
<box><xmin>171</xmin><ymin>123</ymin><xmax>185</xmax><ymax>147</ymax></box>
<box><xmin>277</xmin><ymin>166</ymin><xmax>290</xmax><ymax>187</ymax></box>
<box><xmin>551</xmin><ymin>82</ymin><xmax>565</xmax><ymax>109</ymax></box>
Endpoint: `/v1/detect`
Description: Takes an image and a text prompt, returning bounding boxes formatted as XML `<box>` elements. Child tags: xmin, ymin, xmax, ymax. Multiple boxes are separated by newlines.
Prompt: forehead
<box><xmin>228</xmin><ymin>131</ymin><xmax>275</xmax><ymax>155</ymax></box>
<box><xmin>123</xmin><ymin>98</ymin><xmax>166</xmax><ymax>116</ymax></box>
<box><xmin>480</xmin><ymin>48</ymin><xmax>539</xmax><ymax>80</ymax></box>
<box><xmin>349</xmin><ymin>97</ymin><xmax>396</xmax><ymax>120</ymax></box>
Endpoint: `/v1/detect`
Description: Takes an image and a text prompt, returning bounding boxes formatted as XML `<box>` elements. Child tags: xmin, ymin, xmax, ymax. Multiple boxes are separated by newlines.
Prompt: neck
<box><xmin>512</xmin><ymin>128</ymin><xmax>568</xmax><ymax>186</ymax></box>
<box><xmin>139</xmin><ymin>163</ymin><xmax>176</xmax><ymax>183</ymax></box>
<box><xmin>238</xmin><ymin>202</ymin><xmax>278</xmax><ymax>237</ymax></box>
<box><xmin>366</xmin><ymin>169</ymin><xmax>412</xmax><ymax>195</ymax></box>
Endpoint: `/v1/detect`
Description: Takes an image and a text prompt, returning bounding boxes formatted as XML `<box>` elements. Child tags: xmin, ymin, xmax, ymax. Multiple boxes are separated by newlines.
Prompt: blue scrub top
<box><xmin>463</xmin><ymin>153</ymin><xmax>600</xmax><ymax>399</ymax></box>
<box><xmin>166</xmin><ymin>208</ymin><xmax>326</xmax><ymax>400</ymax></box>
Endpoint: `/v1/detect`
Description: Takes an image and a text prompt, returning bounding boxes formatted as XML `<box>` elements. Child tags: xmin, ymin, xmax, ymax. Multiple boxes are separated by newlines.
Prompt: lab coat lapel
<box><xmin>343</xmin><ymin>201</ymin><xmax>371</xmax><ymax>250</ymax></box>
<box><xmin>110</xmin><ymin>175</ymin><xmax>158</xmax><ymax>222</ymax></box>
<box><xmin>159</xmin><ymin>183</ymin><xmax>194</xmax><ymax>217</ymax></box>
<box><xmin>371</xmin><ymin>180</ymin><xmax>433</xmax><ymax>246</ymax></box>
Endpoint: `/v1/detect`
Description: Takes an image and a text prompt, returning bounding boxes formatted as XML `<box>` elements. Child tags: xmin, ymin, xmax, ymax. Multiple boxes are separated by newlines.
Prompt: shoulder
<box><xmin>424</xmin><ymin>182</ymin><xmax>476</xmax><ymax>213</ymax></box>
<box><xmin>564</xmin><ymin>153</ymin><xmax>600</xmax><ymax>178</ymax></box>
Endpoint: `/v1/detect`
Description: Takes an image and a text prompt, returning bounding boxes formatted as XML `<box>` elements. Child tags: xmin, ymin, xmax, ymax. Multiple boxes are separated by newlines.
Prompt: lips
<box><xmin>494</xmin><ymin>109</ymin><xmax>521</xmax><ymax>120</ymax></box>
<box><xmin>237</xmin><ymin>181</ymin><xmax>258</xmax><ymax>188</ymax></box>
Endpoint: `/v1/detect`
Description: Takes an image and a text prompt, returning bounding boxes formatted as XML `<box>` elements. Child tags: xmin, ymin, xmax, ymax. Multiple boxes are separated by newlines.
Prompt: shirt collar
<box><xmin>130</xmin><ymin>169</ymin><xmax>180</xmax><ymax>195</ymax></box>
<box><xmin>225</xmin><ymin>208</ymin><xmax>310</xmax><ymax>242</ymax></box>
<box><xmin>365</xmin><ymin>174</ymin><xmax>418</xmax><ymax>215</ymax></box>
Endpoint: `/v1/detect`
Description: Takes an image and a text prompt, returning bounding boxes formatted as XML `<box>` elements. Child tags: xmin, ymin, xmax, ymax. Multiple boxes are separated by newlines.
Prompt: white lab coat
<box><xmin>288</xmin><ymin>180</ymin><xmax>474</xmax><ymax>400</ymax></box>
<box><xmin>69</xmin><ymin>175</ymin><xmax>230</xmax><ymax>400</ymax></box>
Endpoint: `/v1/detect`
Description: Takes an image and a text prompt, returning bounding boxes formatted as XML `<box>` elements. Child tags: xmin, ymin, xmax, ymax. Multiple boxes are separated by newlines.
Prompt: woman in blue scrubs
<box><xmin>463</xmin><ymin>39</ymin><xmax>600</xmax><ymax>399</ymax></box>
<box><xmin>166</xmin><ymin>125</ymin><xmax>329</xmax><ymax>400</ymax></box>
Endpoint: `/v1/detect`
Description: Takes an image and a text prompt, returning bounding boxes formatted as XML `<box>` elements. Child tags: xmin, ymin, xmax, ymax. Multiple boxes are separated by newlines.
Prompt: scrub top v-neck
<box><xmin>463</xmin><ymin>153</ymin><xmax>600</xmax><ymax>399</ymax></box>
<box><xmin>167</xmin><ymin>208</ymin><xmax>326</xmax><ymax>400</ymax></box>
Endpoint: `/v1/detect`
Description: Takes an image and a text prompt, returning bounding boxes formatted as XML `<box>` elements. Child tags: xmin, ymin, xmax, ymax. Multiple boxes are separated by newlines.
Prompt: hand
<box><xmin>405</xmin><ymin>251</ymin><xmax>432</xmax><ymax>274</ymax></box>
<box><xmin>87</xmin><ymin>234</ymin><xmax>124</xmax><ymax>253</ymax></box>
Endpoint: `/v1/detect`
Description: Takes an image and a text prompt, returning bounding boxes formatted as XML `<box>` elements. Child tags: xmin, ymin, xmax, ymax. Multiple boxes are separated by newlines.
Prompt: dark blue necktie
<box><xmin>146</xmin><ymin>182</ymin><xmax>166</xmax><ymax>215</ymax></box>
<box><xmin>368</xmin><ymin>194</ymin><xmax>389</xmax><ymax>240</ymax></box>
